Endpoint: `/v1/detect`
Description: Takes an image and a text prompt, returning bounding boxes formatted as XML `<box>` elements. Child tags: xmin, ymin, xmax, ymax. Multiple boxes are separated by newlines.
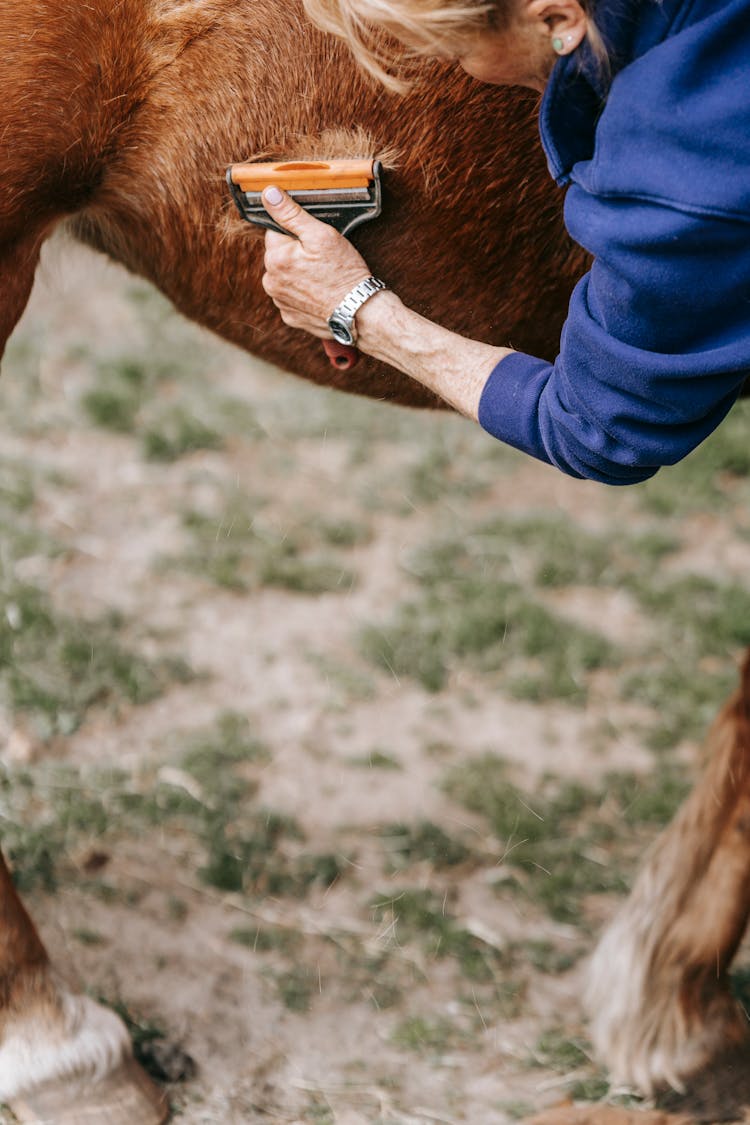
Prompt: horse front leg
<box><xmin>0</xmin><ymin>849</ymin><xmax>168</xmax><ymax>1123</ymax></box>
<box><xmin>586</xmin><ymin>654</ymin><xmax>750</xmax><ymax>1095</ymax></box>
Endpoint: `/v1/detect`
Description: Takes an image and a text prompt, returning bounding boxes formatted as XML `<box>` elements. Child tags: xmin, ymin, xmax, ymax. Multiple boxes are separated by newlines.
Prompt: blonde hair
<box><xmin>304</xmin><ymin>0</ymin><xmax>608</xmax><ymax>90</ymax></box>
<box><xmin>304</xmin><ymin>0</ymin><xmax>498</xmax><ymax>87</ymax></box>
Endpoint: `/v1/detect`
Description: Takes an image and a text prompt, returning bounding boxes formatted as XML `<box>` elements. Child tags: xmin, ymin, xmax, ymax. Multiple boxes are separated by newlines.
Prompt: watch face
<box><xmin>329</xmin><ymin>315</ymin><xmax>355</xmax><ymax>346</ymax></box>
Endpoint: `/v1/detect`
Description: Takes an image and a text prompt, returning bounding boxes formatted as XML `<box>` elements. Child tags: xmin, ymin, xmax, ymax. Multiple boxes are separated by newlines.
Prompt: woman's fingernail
<box><xmin>264</xmin><ymin>186</ymin><xmax>283</xmax><ymax>206</ymax></box>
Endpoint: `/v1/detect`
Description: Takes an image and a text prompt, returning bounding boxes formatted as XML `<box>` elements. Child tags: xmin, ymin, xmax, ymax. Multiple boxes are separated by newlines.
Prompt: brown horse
<box><xmin>1</xmin><ymin>0</ymin><xmax>748</xmax><ymax>1121</ymax></box>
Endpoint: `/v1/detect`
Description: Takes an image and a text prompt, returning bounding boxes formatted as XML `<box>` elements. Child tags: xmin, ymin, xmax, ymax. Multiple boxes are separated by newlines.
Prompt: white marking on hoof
<box><xmin>586</xmin><ymin>850</ymin><xmax>746</xmax><ymax>1094</ymax></box>
<box><xmin>0</xmin><ymin>989</ymin><xmax>132</xmax><ymax>1101</ymax></box>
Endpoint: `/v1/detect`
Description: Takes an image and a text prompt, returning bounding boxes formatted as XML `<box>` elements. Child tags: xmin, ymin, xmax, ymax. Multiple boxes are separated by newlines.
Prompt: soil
<box><xmin>2</xmin><ymin>237</ymin><xmax>749</xmax><ymax>1125</ymax></box>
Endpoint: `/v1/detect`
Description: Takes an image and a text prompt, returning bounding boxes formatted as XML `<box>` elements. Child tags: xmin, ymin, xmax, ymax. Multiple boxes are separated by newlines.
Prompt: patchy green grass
<box><xmin>229</xmin><ymin>925</ymin><xmax>301</xmax><ymax>954</ymax></box>
<box><xmin>347</xmin><ymin>749</ymin><xmax>402</xmax><ymax>770</ymax></box>
<box><xmin>627</xmin><ymin>573</ymin><xmax>750</xmax><ymax>654</ymax></box>
<box><xmin>180</xmin><ymin>711</ymin><xmax>271</xmax><ymax>800</ymax></box>
<box><xmin>199</xmin><ymin>813</ymin><xmax>344</xmax><ymax>897</ymax></box>
<box><xmin>314</xmin><ymin>516</ymin><xmax>372</xmax><ymax>549</ymax></box>
<box><xmin>8</xmin><ymin>249</ymin><xmax>749</xmax><ymax>1121</ymax></box>
<box><xmin>141</xmin><ymin>408</ymin><xmax>224</xmax><ymax>462</ymax></box>
<box><xmin>0</xmin><ymin>432</ymin><xmax>190</xmax><ymax>738</ymax></box>
<box><xmin>611</xmin><ymin>571</ymin><xmax>750</xmax><ymax>750</ymax></box>
<box><xmin>390</xmin><ymin>1014</ymin><xmax>466</xmax><ymax>1055</ymax></box>
<box><xmin>529</xmin><ymin>1028</ymin><xmax>614</xmax><ymax>1103</ymax></box>
<box><xmin>73</xmin><ymin>926</ymin><xmax>106</xmax><ymax>945</ymax></box>
<box><xmin>356</xmin><ymin>501</ymin><xmax>746</xmax><ymax>747</ymax></box>
<box><xmin>307</xmin><ymin>653</ymin><xmax>378</xmax><ymax>704</ymax></box>
<box><xmin>604</xmin><ymin>767</ymin><xmax>691</xmax><ymax>826</ymax></box>
<box><xmin>78</xmin><ymin>313</ymin><xmax>262</xmax><ymax>461</ymax></box>
<box><xmin>0</xmin><ymin>457</ymin><xmax>37</xmax><ymax>513</ymax></box>
<box><xmin>103</xmin><ymin>997</ymin><xmax>195</xmax><ymax>1085</ymax></box>
<box><xmin>622</xmin><ymin>654</ymin><xmax>738</xmax><ymax>751</ymax></box>
<box><xmin>497</xmin><ymin>1100</ymin><xmax>537</xmax><ymax>1120</ymax></box>
<box><xmin>379</xmin><ymin>821</ymin><xmax>472</xmax><ymax>871</ymax></box>
<box><xmin>164</xmin><ymin>491</ymin><xmax>357</xmax><ymax>595</ymax></box>
<box><xmin>0</xmin><ymin>736</ymin><xmax>343</xmax><ymax>903</ymax></box>
<box><xmin>443</xmin><ymin>758</ymin><xmax>641</xmax><ymax>924</ymax></box>
<box><xmin>370</xmin><ymin>887</ymin><xmax>519</xmax><ymax>996</ymax></box>
<box><xmin>530</xmin><ymin>1027</ymin><xmax>591</xmax><ymax>1071</ymax></box>
<box><xmin>0</xmin><ymin>583</ymin><xmax>190</xmax><ymax>738</ymax></box>
<box><xmin>453</xmin><ymin>757</ymin><xmax>691</xmax><ymax>925</ymax></box>
<box><xmin>520</xmin><ymin>939</ymin><xmax>582</xmax><ymax>975</ymax></box>
<box><xmin>268</xmin><ymin>965</ymin><xmax>318</xmax><ymax>1012</ymax></box>
<box><xmin>360</xmin><ymin>548</ymin><xmax>617</xmax><ymax>700</ymax></box>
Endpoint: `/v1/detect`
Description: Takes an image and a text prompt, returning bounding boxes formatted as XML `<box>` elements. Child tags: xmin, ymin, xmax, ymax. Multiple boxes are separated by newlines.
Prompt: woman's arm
<box><xmin>261</xmin><ymin>186</ymin><xmax>513</xmax><ymax>419</ymax></box>
<box><xmin>262</xmin><ymin>182</ymin><xmax>750</xmax><ymax>488</ymax></box>
<box><xmin>354</xmin><ymin>291</ymin><xmax>512</xmax><ymax>419</ymax></box>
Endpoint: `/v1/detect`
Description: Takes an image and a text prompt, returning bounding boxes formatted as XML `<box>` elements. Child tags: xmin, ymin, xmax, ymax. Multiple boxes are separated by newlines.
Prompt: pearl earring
<box><xmin>552</xmin><ymin>32</ymin><xmax>577</xmax><ymax>53</ymax></box>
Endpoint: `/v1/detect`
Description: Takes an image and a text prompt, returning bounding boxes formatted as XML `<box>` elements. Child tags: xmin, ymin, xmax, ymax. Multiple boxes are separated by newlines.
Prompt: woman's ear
<box><xmin>526</xmin><ymin>0</ymin><xmax>588</xmax><ymax>54</ymax></box>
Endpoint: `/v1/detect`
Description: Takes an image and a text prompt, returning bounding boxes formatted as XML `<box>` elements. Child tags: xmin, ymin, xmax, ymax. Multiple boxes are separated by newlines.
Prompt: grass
<box><xmin>621</xmin><ymin>653</ymin><xmax>738</xmax><ymax>751</ymax></box>
<box><xmin>165</xmin><ymin>492</ymin><xmax>357</xmax><ymax>595</ymax></box>
<box><xmin>141</xmin><ymin>408</ymin><xmax>224</xmax><ymax>462</ymax></box>
<box><xmin>269</xmin><ymin>965</ymin><xmax>317</xmax><ymax>1012</ymax></box>
<box><xmin>73</xmin><ymin>927</ymin><xmax>105</xmax><ymax>945</ymax></box>
<box><xmin>229</xmin><ymin>925</ymin><xmax>301</xmax><ymax>954</ymax></box>
<box><xmin>360</xmin><ymin>561</ymin><xmax>616</xmax><ymax>700</ymax></box>
<box><xmin>180</xmin><ymin>711</ymin><xmax>271</xmax><ymax>799</ymax></box>
<box><xmin>0</xmin><ymin>709</ymin><xmax>343</xmax><ymax>902</ymax></box>
<box><xmin>370</xmin><ymin>887</ymin><xmax>517</xmax><ymax>990</ymax></box>
<box><xmin>0</xmin><ymin>447</ymin><xmax>190</xmax><ymax>737</ymax></box>
<box><xmin>348</xmin><ymin>749</ymin><xmax>402</xmax><ymax>770</ymax></box>
<box><xmin>355</xmin><ymin>501</ymin><xmax>747</xmax><ymax>746</ymax></box>
<box><xmin>440</xmin><ymin>757</ymin><xmax>684</xmax><ymax>924</ymax></box>
<box><xmin>627</xmin><ymin>573</ymin><xmax>750</xmax><ymax>654</ymax></box>
<box><xmin>78</xmin><ymin>311</ymin><xmax>262</xmax><ymax>462</ymax></box>
<box><xmin>198</xmin><ymin>814</ymin><xmax>344</xmax><ymax>897</ymax></box>
<box><xmin>8</xmin><ymin>251</ymin><xmax>750</xmax><ymax>1120</ymax></box>
<box><xmin>0</xmin><ymin>456</ymin><xmax>37</xmax><ymax>513</ymax></box>
<box><xmin>379</xmin><ymin>821</ymin><xmax>472</xmax><ymax>871</ymax></box>
<box><xmin>530</xmin><ymin>1027</ymin><xmax>591</xmax><ymax>1071</ymax></box>
<box><xmin>390</xmin><ymin>1014</ymin><xmax>465</xmax><ymax>1055</ymax></box>
<box><xmin>0</xmin><ymin>582</ymin><xmax>190</xmax><ymax>738</ymax></box>
<box><xmin>521</xmin><ymin>940</ymin><xmax>582</xmax><ymax>975</ymax></box>
<box><xmin>529</xmin><ymin>1027</ymin><xmax>614</xmax><ymax>1103</ymax></box>
<box><xmin>104</xmin><ymin>997</ymin><xmax>196</xmax><ymax>1084</ymax></box>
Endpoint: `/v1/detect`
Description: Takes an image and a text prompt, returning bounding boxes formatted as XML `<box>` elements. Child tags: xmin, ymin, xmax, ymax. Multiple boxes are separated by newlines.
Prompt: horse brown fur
<box><xmin>1</xmin><ymin>0</ymin><xmax>585</xmax><ymax>397</ymax></box>
<box><xmin>587</xmin><ymin>654</ymin><xmax>750</xmax><ymax>1096</ymax></box>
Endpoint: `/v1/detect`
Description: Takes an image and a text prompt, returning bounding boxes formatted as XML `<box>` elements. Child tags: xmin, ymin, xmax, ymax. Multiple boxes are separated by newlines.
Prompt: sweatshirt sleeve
<box><xmin>478</xmin><ymin>187</ymin><xmax>750</xmax><ymax>485</ymax></box>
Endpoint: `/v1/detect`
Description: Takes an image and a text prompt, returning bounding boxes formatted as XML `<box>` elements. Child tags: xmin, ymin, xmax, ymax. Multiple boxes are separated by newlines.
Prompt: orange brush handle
<box><xmin>229</xmin><ymin>159</ymin><xmax>375</xmax><ymax>192</ymax></box>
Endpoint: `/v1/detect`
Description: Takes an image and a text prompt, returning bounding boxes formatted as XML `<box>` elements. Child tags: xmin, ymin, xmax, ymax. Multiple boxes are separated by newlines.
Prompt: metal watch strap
<box><xmin>328</xmin><ymin>276</ymin><xmax>387</xmax><ymax>344</ymax></box>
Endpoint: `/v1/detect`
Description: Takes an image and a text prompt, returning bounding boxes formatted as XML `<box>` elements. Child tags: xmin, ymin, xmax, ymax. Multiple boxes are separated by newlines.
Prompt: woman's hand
<box><xmin>260</xmin><ymin>185</ymin><xmax>511</xmax><ymax>423</ymax></box>
<box><xmin>261</xmin><ymin>186</ymin><xmax>374</xmax><ymax>338</ymax></box>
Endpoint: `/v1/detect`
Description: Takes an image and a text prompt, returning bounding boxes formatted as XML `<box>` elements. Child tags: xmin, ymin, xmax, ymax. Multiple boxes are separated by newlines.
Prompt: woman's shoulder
<box><xmin>578</xmin><ymin>0</ymin><xmax>750</xmax><ymax>221</ymax></box>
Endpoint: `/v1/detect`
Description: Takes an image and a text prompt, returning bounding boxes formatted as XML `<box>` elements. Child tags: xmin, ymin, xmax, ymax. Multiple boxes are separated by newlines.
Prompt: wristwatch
<box><xmin>328</xmin><ymin>276</ymin><xmax>387</xmax><ymax>346</ymax></box>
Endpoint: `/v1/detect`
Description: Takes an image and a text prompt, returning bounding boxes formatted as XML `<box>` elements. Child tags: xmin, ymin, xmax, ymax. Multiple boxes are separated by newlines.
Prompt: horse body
<box><xmin>1</xmin><ymin>0</ymin><xmax>584</xmax><ymax>388</ymax></box>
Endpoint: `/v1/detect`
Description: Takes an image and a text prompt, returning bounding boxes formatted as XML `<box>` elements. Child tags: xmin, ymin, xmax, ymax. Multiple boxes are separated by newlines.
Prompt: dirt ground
<box><xmin>2</xmin><ymin>237</ymin><xmax>750</xmax><ymax>1124</ymax></box>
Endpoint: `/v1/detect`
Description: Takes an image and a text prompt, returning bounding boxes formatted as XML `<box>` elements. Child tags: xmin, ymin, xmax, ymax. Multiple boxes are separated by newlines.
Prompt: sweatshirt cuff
<box><xmin>478</xmin><ymin>351</ymin><xmax>557</xmax><ymax>466</ymax></box>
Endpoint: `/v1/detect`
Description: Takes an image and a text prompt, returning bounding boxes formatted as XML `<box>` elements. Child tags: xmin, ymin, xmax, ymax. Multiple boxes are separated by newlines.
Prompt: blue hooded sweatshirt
<box><xmin>477</xmin><ymin>0</ymin><xmax>750</xmax><ymax>484</ymax></box>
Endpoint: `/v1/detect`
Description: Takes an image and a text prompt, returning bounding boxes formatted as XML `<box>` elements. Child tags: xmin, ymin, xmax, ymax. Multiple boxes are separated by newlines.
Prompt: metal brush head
<box><xmin>227</xmin><ymin>160</ymin><xmax>382</xmax><ymax>237</ymax></box>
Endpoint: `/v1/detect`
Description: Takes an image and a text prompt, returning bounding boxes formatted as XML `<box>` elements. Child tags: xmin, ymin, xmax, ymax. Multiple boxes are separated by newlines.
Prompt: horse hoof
<box><xmin>523</xmin><ymin>1107</ymin><xmax>692</xmax><ymax>1125</ymax></box>
<box><xmin>10</xmin><ymin>1054</ymin><xmax>169</xmax><ymax>1125</ymax></box>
